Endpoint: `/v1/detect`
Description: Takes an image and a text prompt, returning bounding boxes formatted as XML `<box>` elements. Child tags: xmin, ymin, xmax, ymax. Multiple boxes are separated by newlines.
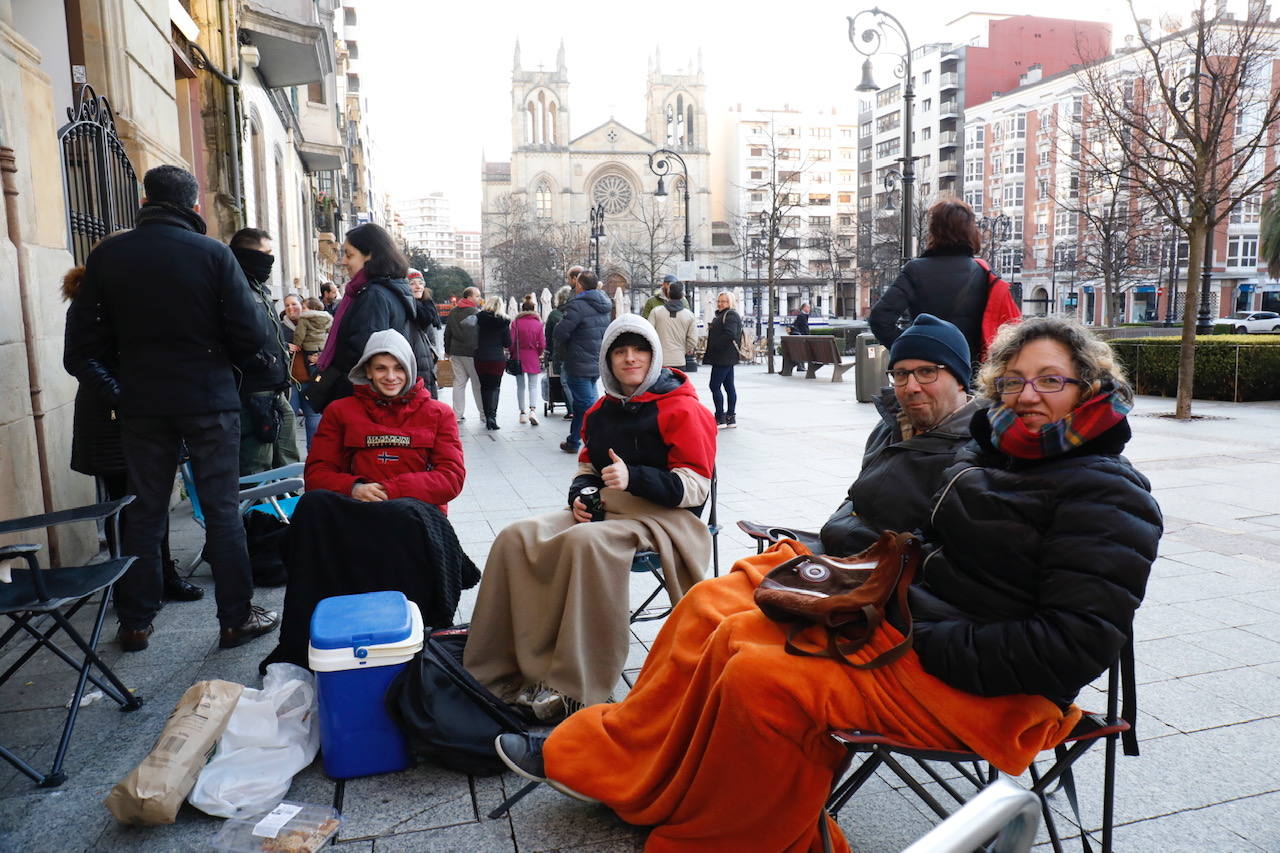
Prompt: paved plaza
<box><xmin>2</xmin><ymin>364</ymin><xmax>1279</xmax><ymax>852</ymax></box>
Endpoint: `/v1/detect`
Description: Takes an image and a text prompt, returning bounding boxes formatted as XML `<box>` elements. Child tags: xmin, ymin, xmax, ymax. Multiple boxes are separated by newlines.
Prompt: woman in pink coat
<box><xmin>511</xmin><ymin>295</ymin><xmax>547</xmax><ymax>425</ymax></box>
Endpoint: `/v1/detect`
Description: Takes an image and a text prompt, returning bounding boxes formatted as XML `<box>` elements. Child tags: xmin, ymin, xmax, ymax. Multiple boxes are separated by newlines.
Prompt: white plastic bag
<box><xmin>187</xmin><ymin>663</ymin><xmax>320</xmax><ymax>818</ymax></box>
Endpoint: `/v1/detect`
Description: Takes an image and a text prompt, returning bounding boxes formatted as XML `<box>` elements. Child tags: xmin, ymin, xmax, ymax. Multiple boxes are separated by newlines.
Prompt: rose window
<box><xmin>591</xmin><ymin>174</ymin><xmax>634</xmax><ymax>215</ymax></box>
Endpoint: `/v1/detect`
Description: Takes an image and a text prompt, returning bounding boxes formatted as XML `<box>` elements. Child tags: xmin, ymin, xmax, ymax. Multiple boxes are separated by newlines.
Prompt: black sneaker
<box><xmin>559</xmin><ymin>441</ymin><xmax>579</xmax><ymax>454</ymax></box>
<box><xmin>494</xmin><ymin>733</ymin><xmax>599</xmax><ymax>803</ymax></box>
<box><xmin>219</xmin><ymin>605</ymin><xmax>280</xmax><ymax>649</ymax></box>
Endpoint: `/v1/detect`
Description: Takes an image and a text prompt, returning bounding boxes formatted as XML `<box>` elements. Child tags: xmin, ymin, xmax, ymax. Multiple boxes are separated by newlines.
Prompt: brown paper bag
<box><xmin>435</xmin><ymin>357</ymin><xmax>454</xmax><ymax>388</ymax></box>
<box><xmin>105</xmin><ymin>680</ymin><xmax>243</xmax><ymax>825</ymax></box>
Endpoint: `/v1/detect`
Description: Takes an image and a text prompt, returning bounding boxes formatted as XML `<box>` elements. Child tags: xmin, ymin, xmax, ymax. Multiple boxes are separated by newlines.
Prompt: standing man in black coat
<box><xmin>554</xmin><ymin>271</ymin><xmax>614</xmax><ymax>454</ymax></box>
<box><xmin>229</xmin><ymin>227</ymin><xmax>300</xmax><ymax>475</ymax></box>
<box><xmin>64</xmin><ymin>165</ymin><xmax>280</xmax><ymax>652</ymax></box>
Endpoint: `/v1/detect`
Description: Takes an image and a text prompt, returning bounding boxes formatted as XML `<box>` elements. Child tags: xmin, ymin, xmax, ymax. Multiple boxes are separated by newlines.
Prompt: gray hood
<box><xmin>348</xmin><ymin>328</ymin><xmax>417</xmax><ymax>394</ymax></box>
<box><xmin>598</xmin><ymin>314</ymin><xmax>665</xmax><ymax>401</ymax></box>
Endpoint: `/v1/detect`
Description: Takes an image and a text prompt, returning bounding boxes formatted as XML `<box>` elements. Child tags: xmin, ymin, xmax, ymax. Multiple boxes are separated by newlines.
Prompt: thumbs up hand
<box><xmin>601</xmin><ymin>448</ymin><xmax>629</xmax><ymax>491</ymax></box>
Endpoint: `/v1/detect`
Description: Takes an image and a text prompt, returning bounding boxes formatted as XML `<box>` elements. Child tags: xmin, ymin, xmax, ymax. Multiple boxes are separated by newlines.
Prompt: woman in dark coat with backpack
<box><xmin>702</xmin><ymin>291</ymin><xmax>742</xmax><ymax>428</ymax></box>
<box><xmin>869</xmin><ymin>198</ymin><xmax>1019</xmax><ymax>370</ymax></box>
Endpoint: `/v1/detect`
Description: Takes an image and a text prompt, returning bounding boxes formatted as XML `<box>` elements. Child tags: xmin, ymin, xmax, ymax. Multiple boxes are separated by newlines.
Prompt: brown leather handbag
<box><xmin>754</xmin><ymin>531</ymin><xmax>921</xmax><ymax>669</ymax></box>
<box><xmin>289</xmin><ymin>351</ymin><xmax>311</xmax><ymax>384</ymax></box>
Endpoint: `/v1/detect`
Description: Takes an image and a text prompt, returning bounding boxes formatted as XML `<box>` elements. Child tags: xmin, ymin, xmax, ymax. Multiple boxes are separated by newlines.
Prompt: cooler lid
<box><xmin>310</xmin><ymin>590</ymin><xmax>414</xmax><ymax>651</ymax></box>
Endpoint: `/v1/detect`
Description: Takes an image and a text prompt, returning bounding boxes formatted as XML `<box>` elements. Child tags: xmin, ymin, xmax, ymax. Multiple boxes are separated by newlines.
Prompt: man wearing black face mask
<box><xmin>229</xmin><ymin>227</ymin><xmax>300</xmax><ymax>476</ymax></box>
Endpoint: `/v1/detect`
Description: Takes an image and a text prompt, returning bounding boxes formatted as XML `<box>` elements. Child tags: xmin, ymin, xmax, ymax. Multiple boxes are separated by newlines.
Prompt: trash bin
<box><xmin>309</xmin><ymin>591</ymin><xmax>423</xmax><ymax>779</ymax></box>
<box><xmin>855</xmin><ymin>333</ymin><xmax>889</xmax><ymax>403</ymax></box>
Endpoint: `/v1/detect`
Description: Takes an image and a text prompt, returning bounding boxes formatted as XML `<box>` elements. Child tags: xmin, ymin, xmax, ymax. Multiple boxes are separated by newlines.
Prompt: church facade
<box><xmin>481</xmin><ymin>43</ymin><xmax>714</xmax><ymax>301</ymax></box>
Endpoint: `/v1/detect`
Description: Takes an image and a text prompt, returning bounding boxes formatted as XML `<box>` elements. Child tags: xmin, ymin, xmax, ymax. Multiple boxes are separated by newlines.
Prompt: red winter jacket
<box><xmin>304</xmin><ymin>378</ymin><xmax>465</xmax><ymax>513</ymax></box>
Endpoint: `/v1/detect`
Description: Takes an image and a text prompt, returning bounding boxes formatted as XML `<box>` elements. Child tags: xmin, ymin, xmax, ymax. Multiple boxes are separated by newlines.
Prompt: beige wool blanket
<box><xmin>464</xmin><ymin>488</ymin><xmax>712</xmax><ymax>707</ymax></box>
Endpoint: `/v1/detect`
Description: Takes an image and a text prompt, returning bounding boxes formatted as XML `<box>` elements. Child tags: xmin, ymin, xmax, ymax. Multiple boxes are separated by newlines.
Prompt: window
<box><xmin>1004</xmin><ymin>151</ymin><xmax>1025</xmax><ymax>175</ymax></box>
<box><xmin>876</xmin><ymin>112</ymin><xmax>901</xmax><ymax>133</ymax></box>
<box><xmin>1002</xmin><ymin>181</ymin><xmax>1024</xmax><ymax>207</ymax></box>
<box><xmin>922</xmin><ymin>70</ymin><xmax>931</xmax><ymax>84</ymax></box>
<box><xmin>839</xmin><ymin>213</ymin><xmax>854</xmax><ymax>226</ymax></box>
<box><xmin>859</xmin><ymin>196</ymin><xmax>872</xmax><ymax>211</ymax></box>
<box><xmin>1010</xmin><ymin>214</ymin><xmax>1023</xmax><ymax>239</ymax></box>
<box><xmin>1011</xmin><ymin>113</ymin><xmax>1026</xmax><ymax>139</ymax></box>
<box><xmin>780</xmin><ymin>126</ymin><xmax>798</xmax><ymax>136</ymax></box>
<box><xmin>1231</xmin><ymin>194</ymin><xmax>1262</xmax><ymax>224</ymax></box>
<box><xmin>750</xmin><ymin>169</ymin><xmax>764</xmax><ymax>180</ymax></box>
<box><xmin>1037</xmin><ymin>177</ymin><xmax>1048</xmax><ymax>196</ymax></box>
<box><xmin>810</xmin><ymin>172</ymin><xmax>831</xmax><ymax>184</ymax></box>
<box><xmin>838</xmin><ymin>171</ymin><xmax>856</xmax><ymax>184</ymax></box>
<box><xmin>964</xmin><ymin>188</ymin><xmax>983</xmax><ymax>214</ymax></box>
<box><xmin>808</xmin><ymin>194</ymin><xmax>831</xmax><ymax>206</ymax></box>
<box><xmin>1227</xmin><ymin>234</ymin><xmax>1259</xmax><ymax>268</ymax></box>
<box><xmin>809</xmin><ymin>127</ymin><xmax>831</xmax><ymax>138</ymax></box>
<box><xmin>859</xmin><ymin>121</ymin><xmax>872</xmax><ymax>139</ymax></box>
<box><xmin>921</xmin><ymin>98</ymin><xmax>932</xmax><ymax>112</ymax></box>
<box><xmin>346</xmin><ymin>40</ymin><xmax>359</xmax><ymax>59</ymax></box>
<box><xmin>1055</xmin><ymin>210</ymin><xmax>1078</xmax><ymax>238</ymax></box>
<box><xmin>779</xmin><ymin>148</ymin><xmax>800</xmax><ymax>160</ymax></box>
<box><xmin>534</xmin><ymin>180</ymin><xmax>552</xmax><ymax>218</ymax></box>
<box><xmin>840</xmin><ymin>127</ymin><xmax>854</xmax><ymax>138</ymax></box>
<box><xmin>1036</xmin><ymin>213</ymin><xmax>1048</xmax><ymax>235</ymax></box>
<box><xmin>812</xmin><ymin>149</ymin><xmax>831</xmax><ymax>161</ymax></box>
<box><xmin>997</xmin><ymin>247</ymin><xmax>1021</xmax><ymax>278</ymax></box>
<box><xmin>992</xmin><ymin>153</ymin><xmax>1003</xmax><ymax>174</ymax></box>
<box><xmin>919</xmin><ymin>154</ymin><xmax>931</xmax><ymax>170</ymax></box>
<box><xmin>810</xmin><ymin>215</ymin><xmax>831</xmax><ymax>227</ymax></box>
<box><xmin>875</xmin><ymin>139</ymin><xmax>901</xmax><ymax>158</ymax></box>
<box><xmin>964</xmin><ymin>158</ymin><xmax>984</xmax><ymax>183</ymax></box>
<box><xmin>750</xmin><ymin>191</ymin><xmax>764</xmax><ymax>202</ymax></box>
<box><xmin>876</xmin><ymin>85</ymin><xmax>900</xmax><ymax>108</ymax></box>
<box><xmin>837</xmin><ymin>192</ymin><xmax>853</xmax><ymax>204</ymax></box>
<box><xmin>969</xmin><ymin>126</ymin><xmax>985</xmax><ymax>147</ymax></box>
<box><xmin>840</xmin><ymin>148</ymin><xmax>856</xmax><ymax>160</ymax></box>
<box><xmin>920</xmin><ymin>182</ymin><xmax>932</xmax><ymax>197</ymax></box>
<box><xmin>1067</xmin><ymin>174</ymin><xmax>1079</xmax><ymax>199</ymax></box>
<box><xmin>749</xmin><ymin>146</ymin><xmax>765</xmax><ymax>157</ymax></box>
<box><xmin>307</xmin><ymin>81</ymin><xmax>325</xmax><ymax>104</ymax></box>
<box><xmin>779</xmin><ymin>170</ymin><xmax>801</xmax><ymax>183</ymax></box>
<box><xmin>749</xmin><ymin>124</ymin><xmax>765</xmax><ymax>135</ymax></box>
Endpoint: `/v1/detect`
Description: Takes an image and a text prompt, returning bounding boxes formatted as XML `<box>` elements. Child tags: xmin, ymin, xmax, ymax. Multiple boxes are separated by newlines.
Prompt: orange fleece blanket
<box><xmin>545</xmin><ymin>541</ymin><xmax>1081</xmax><ymax>852</ymax></box>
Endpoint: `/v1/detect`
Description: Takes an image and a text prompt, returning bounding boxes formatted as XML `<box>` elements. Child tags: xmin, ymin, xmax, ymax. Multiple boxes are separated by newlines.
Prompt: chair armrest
<box><xmin>0</xmin><ymin>496</ymin><xmax>135</xmax><ymax>537</ymax></box>
<box><xmin>239</xmin><ymin>478</ymin><xmax>305</xmax><ymax>503</ymax></box>
<box><xmin>0</xmin><ymin>543</ymin><xmax>42</xmax><ymax>559</ymax></box>
<box><xmin>239</xmin><ymin>463</ymin><xmax>305</xmax><ymax>486</ymax></box>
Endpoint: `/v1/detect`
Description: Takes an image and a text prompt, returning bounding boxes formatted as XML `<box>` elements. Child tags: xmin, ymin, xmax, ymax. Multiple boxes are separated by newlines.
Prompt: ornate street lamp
<box><xmin>588</xmin><ymin>202</ymin><xmax>605</xmax><ymax>279</ymax></box>
<box><xmin>649</xmin><ymin>148</ymin><xmax>693</xmax><ymax>262</ymax></box>
<box><xmin>851</xmin><ymin>8</ymin><xmax>916</xmax><ymax>267</ymax></box>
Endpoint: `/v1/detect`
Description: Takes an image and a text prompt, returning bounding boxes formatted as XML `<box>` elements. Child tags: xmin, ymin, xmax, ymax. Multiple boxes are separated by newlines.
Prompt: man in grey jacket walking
<box><xmin>444</xmin><ymin>286</ymin><xmax>483</xmax><ymax>421</ymax></box>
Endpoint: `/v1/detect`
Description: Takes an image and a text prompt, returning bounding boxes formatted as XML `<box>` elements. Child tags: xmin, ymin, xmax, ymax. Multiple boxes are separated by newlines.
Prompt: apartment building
<box><xmin>398</xmin><ymin>193</ymin><xmax>458</xmax><ymax>260</ymax></box>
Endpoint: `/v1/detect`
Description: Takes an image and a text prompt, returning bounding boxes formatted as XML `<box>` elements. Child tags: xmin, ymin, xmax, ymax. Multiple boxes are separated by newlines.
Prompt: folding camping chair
<box><xmin>824</xmin><ymin>641</ymin><xmax>1139</xmax><ymax>853</ymax></box>
<box><xmin>0</xmin><ymin>497</ymin><xmax>144</xmax><ymax>787</ymax></box>
<box><xmin>180</xmin><ymin>462</ymin><xmax>305</xmax><ymax>571</ymax></box>
<box><xmin>736</xmin><ymin>519</ymin><xmax>824</xmax><ymax>555</ymax></box>
<box><xmin>629</xmin><ymin>470</ymin><xmax>720</xmax><ymax>623</ymax></box>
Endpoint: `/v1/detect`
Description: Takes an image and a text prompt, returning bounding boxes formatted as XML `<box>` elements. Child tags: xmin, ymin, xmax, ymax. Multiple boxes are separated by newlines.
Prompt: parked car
<box><xmin>1214</xmin><ymin>311</ymin><xmax>1280</xmax><ymax>333</ymax></box>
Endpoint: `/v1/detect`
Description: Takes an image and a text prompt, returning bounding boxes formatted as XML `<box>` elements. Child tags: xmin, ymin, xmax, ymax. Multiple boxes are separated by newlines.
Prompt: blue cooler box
<box><xmin>309</xmin><ymin>591</ymin><xmax>423</xmax><ymax>779</ymax></box>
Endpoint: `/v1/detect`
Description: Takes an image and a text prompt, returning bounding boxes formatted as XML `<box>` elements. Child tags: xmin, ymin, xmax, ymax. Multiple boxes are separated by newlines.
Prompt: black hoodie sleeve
<box><xmin>869</xmin><ymin>266</ymin><xmax>915</xmax><ymax>347</ymax></box>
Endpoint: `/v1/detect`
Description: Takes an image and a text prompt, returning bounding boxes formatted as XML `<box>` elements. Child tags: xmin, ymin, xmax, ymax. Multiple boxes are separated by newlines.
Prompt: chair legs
<box><xmin>1</xmin><ymin>588</ymin><xmax>143</xmax><ymax>788</ymax></box>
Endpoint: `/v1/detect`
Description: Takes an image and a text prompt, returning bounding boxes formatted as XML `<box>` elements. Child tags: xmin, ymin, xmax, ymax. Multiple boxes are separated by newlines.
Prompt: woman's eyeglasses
<box><xmin>885</xmin><ymin>365</ymin><xmax>947</xmax><ymax>386</ymax></box>
<box><xmin>994</xmin><ymin>375</ymin><xmax>1087</xmax><ymax>395</ymax></box>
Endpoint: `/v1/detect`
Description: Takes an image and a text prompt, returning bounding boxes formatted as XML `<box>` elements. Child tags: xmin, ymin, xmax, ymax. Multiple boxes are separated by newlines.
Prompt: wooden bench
<box><xmin>779</xmin><ymin>335</ymin><xmax>854</xmax><ymax>382</ymax></box>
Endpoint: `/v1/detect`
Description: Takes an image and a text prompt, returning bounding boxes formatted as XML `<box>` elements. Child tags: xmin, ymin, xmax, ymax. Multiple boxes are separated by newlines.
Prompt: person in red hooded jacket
<box><xmin>260</xmin><ymin>329</ymin><xmax>478</xmax><ymax>671</ymax></box>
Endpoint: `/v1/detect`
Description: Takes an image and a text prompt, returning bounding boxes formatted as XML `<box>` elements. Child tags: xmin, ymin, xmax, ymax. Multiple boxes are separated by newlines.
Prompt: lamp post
<box><xmin>851</xmin><ymin>8</ymin><xmax>915</xmax><ymax>266</ymax></box>
<box><xmin>649</xmin><ymin>148</ymin><xmax>693</xmax><ymax>262</ymax></box>
<box><xmin>587</xmin><ymin>202</ymin><xmax>605</xmax><ymax>280</ymax></box>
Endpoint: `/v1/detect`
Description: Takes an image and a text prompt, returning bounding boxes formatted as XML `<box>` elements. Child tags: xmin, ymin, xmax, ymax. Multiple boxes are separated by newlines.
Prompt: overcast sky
<box><xmin>357</xmin><ymin>0</ymin><xmax>1202</xmax><ymax>230</ymax></box>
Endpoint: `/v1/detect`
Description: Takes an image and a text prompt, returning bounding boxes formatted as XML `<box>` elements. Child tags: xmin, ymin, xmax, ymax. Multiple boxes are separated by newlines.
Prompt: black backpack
<box><xmin>384</xmin><ymin>625</ymin><xmax>528</xmax><ymax>776</ymax></box>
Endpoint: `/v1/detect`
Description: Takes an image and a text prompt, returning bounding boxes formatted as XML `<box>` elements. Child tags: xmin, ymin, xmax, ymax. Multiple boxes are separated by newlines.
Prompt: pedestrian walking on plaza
<box><xmin>545</xmin><ymin>280</ymin><xmax>577</xmax><ymax>420</ymax></box>
<box><xmin>648</xmin><ymin>280</ymin><xmax>697</xmax><ymax>369</ymax></box>
<box><xmin>703</xmin><ymin>290</ymin><xmax>743</xmax><ymax>428</ymax></box>
<box><xmin>61</xmin><ymin>260</ymin><xmax>203</xmax><ymax>603</ymax></box>
<box><xmin>407</xmin><ymin>268</ymin><xmax>442</xmax><ymax>398</ymax></box>
<box><xmin>292</xmin><ymin>296</ymin><xmax>331</xmax><ymax>447</ymax></box>
<box><xmin>230</xmin><ymin>228</ymin><xmax>301</xmax><ymax>475</ymax></box>
<box><xmin>790</xmin><ymin>302</ymin><xmax>811</xmax><ymax>335</ymax></box>
<box><xmin>314</xmin><ymin>223</ymin><xmax>430</xmax><ymax>409</ymax></box>
<box><xmin>63</xmin><ymin>164</ymin><xmax>278</xmax><ymax>652</ymax></box>
<box><xmin>512</xmin><ymin>295</ymin><xmax>546</xmax><ymax>425</ymax></box>
<box><xmin>444</xmin><ymin>286</ymin><xmax>484</xmax><ymax>421</ymax></box>
<box><xmin>869</xmin><ymin>198</ymin><xmax>1021</xmax><ymax>371</ymax></box>
<box><xmin>554</xmin><ymin>270</ymin><xmax>613</xmax><ymax>454</ymax></box>
<box><xmin>475</xmin><ymin>296</ymin><xmax>512</xmax><ymax>430</ymax></box>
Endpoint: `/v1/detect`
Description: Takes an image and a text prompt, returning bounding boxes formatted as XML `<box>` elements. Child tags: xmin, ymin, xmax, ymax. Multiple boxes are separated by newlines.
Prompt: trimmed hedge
<box><xmin>1108</xmin><ymin>336</ymin><xmax>1280</xmax><ymax>401</ymax></box>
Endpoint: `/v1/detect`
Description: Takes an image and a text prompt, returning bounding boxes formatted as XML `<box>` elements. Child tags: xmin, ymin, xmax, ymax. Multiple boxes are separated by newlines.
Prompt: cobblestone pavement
<box><xmin>2</xmin><ymin>364</ymin><xmax>1278</xmax><ymax>852</ymax></box>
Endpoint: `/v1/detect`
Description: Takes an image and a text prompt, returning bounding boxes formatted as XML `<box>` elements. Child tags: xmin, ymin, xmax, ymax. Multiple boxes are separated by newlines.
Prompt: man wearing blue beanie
<box><xmin>818</xmin><ymin>313</ymin><xmax>979</xmax><ymax>555</ymax></box>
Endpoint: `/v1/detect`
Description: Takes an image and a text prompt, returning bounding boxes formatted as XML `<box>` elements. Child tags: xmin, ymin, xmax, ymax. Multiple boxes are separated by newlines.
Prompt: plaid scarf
<box><xmin>987</xmin><ymin>386</ymin><xmax>1132</xmax><ymax>460</ymax></box>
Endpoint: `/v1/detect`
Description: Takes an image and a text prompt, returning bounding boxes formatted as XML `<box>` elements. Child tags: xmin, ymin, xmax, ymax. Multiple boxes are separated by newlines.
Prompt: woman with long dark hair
<box><xmin>313</xmin><ymin>223</ymin><xmax>430</xmax><ymax>407</ymax></box>
<box><xmin>869</xmin><ymin>198</ymin><xmax>1019</xmax><ymax>370</ymax></box>
<box><xmin>474</xmin><ymin>295</ymin><xmax>512</xmax><ymax>430</ymax></box>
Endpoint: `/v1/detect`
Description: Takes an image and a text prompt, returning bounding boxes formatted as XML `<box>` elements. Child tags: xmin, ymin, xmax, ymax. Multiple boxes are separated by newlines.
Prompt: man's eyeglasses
<box><xmin>994</xmin><ymin>375</ymin><xmax>1087</xmax><ymax>395</ymax></box>
<box><xmin>885</xmin><ymin>365</ymin><xmax>948</xmax><ymax>386</ymax></box>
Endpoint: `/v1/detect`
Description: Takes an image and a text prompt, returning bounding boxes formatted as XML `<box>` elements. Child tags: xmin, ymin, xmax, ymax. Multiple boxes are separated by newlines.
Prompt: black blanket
<box><xmin>260</xmin><ymin>490</ymin><xmax>480</xmax><ymax>671</ymax></box>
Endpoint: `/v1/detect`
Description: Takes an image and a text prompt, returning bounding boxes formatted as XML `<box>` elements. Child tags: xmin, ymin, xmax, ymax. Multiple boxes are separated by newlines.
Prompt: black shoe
<box><xmin>486</xmin><ymin>418</ymin><xmax>501</xmax><ymax>430</ymax></box>
<box><xmin>117</xmin><ymin>624</ymin><xmax>154</xmax><ymax>652</ymax></box>
<box><xmin>163</xmin><ymin>574</ymin><xmax>204</xmax><ymax>602</ymax></box>
<box><xmin>494</xmin><ymin>733</ymin><xmax>599</xmax><ymax>803</ymax></box>
<box><xmin>562</xmin><ymin>412</ymin><xmax>573</xmax><ymax>420</ymax></box>
<box><xmin>559</xmin><ymin>441</ymin><xmax>578</xmax><ymax>454</ymax></box>
<box><xmin>725</xmin><ymin>413</ymin><xmax>737</xmax><ymax>428</ymax></box>
<box><xmin>219</xmin><ymin>605</ymin><xmax>280</xmax><ymax>649</ymax></box>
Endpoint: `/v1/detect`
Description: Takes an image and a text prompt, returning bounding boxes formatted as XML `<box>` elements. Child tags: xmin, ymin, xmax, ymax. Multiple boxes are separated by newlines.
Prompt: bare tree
<box><xmin>808</xmin><ymin>224</ymin><xmax>857</xmax><ymax>317</ymax></box>
<box><xmin>1075</xmin><ymin>1</ymin><xmax>1280</xmax><ymax>417</ymax></box>
<box><xmin>484</xmin><ymin>194</ymin><xmax>585</xmax><ymax>300</ymax></box>
<box><xmin>612</xmin><ymin>197</ymin><xmax>682</xmax><ymax>310</ymax></box>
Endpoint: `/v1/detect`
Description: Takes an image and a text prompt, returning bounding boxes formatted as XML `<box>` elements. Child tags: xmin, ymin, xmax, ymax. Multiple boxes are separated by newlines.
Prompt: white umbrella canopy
<box><xmin>506</xmin><ymin>296</ymin><xmax>519</xmax><ymax>317</ymax></box>
<box><xmin>539</xmin><ymin>287</ymin><xmax>553</xmax><ymax>320</ymax></box>
<box><xmin>612</xmin><ymin>286</ymin><xmax>628</xmax><ymax>319</ymax></box>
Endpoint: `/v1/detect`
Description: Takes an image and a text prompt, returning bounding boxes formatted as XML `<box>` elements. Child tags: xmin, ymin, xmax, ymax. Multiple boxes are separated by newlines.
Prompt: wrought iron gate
<box><xmin>56</xmin><ymin>85</ymin><xmax>139</xmax><ymax>264</ymax></box>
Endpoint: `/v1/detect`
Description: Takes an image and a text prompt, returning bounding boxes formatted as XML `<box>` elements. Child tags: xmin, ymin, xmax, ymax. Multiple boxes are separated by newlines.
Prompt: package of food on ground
<box><xmin>211</xmin><ymin>802</ymin><xmax>342</xmax><ymax>853</ymax></box>
<box><xmin>104</xmin><ymin>679</ymin><xmax>244</xmax><ymax>825</ymax></box>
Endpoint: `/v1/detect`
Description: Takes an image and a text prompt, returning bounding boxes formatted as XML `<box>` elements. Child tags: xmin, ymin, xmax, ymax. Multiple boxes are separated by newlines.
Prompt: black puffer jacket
<box><xmin>474</xmin><ymin>311</ymin><xmax>512</xmax><ymax>362</ymax></box>
<box><xmin>910</xmin><ymin>410</ymin><xmax>1163</xmax><ymax>708</ymax></box>
<box><xmin>331</xmin><ymin>276</ymin><xmax>431</xmax><ymax>395</ymax></box>
<box><xmin>869</xmin><ymin>246</ymin><xmax>989</xmax><ymax>362</ymax></box>
<box><xmin>702</xmin><ymin>308</ymin><xmax>742</xmax><ymax>366</ymax></box>
<box><xmin>820</xmin><ymin>392</ymin><xmax>979</xmax><ymax>556</ymax></box>
<box><xmin>554</xmin><ymin>289</ymin><xmax>613</xmax><ymax>378</ymax></box>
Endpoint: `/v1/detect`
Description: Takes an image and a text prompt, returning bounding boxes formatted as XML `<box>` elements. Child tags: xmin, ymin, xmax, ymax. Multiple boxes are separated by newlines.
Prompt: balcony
<box><xmin>937</xmin><ymin>158</ymin><xmax>958</xmax><ymax>177</ymax></box>
<box><xmin>938</xmin><ymin>100</ymin><xmax>959</xmax><ymax>119</ymax></box>
<box><xmin>939</xmin><ymin>72</ymin><xmax>959</xmax><ymax>91</ymax></box>
<box><xmin>938</xmin><ymin>130</ymin><xmax>959</xmax><ymax>148</ymax></box>
<box><xmin>241</xmin><ymin>0</ymin><xmax>335</xmax><ymax>87</ymax></box>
